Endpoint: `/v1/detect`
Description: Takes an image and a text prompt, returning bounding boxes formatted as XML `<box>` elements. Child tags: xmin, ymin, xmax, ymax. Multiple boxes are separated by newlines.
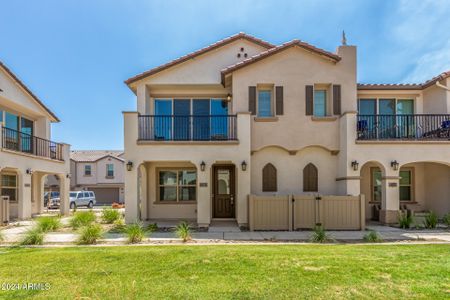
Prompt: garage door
<box><xmin>90</xmin><ymin>188</ymin><xmax>119</xmax><ymax>205</ymax></box>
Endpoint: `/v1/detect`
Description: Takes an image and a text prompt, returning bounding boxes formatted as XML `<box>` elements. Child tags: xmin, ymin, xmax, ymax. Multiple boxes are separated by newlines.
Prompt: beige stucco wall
<box><xmin>423</xmin><ymin>163</ymin><xmax>450</xmax><ymax>216</ymax></box>
<box><xmin>422</xmin><ymin>84</ymin><xmax>449</xmax><ymax>114</ymax></box>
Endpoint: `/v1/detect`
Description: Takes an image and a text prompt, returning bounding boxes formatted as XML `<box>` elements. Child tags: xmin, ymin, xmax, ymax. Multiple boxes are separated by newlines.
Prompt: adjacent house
<box><xmin>70</xmin><ymin>150</ymin><xmax>125</xmax><ymax>205</ymax></box>
<box><xmin>123</xmin><ymin>32</ymin><xmax>450</xmax><ymax>226</ymax></box>
<box><xmin>0</xmin><ymin>60</ymin><xmax>70</xmax><ymax>220</ymax></box>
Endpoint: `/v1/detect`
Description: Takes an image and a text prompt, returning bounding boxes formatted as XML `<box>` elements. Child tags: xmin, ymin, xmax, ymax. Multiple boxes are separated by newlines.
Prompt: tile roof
<box><xmin>220</xmin><ymin>39</ymin><xmax>341</xmax><ymax>81</ymax></box>
<box><xmin>358</xmin><ymin>71</ymin><xmax>450</xmax><ymax>90</ymax></box>
<box><xmin>0</xmin><ymin>60</ymin><xmax>60</xmax><ymax>122</ymax></box>
<box><xmin>70</xmin><ymin>150</ymin><xmax>124</xmax><ymax>162</ymax></box>
<box><xmin>124</xmin><ymin>32</ymin><xmax>275</xmax><ymax>86</ymax></box>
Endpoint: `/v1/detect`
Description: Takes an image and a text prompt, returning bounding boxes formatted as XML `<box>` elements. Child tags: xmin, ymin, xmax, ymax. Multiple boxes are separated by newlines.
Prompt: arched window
<box><xmin>262</xmin><ymin>163</ymin><xmax>277</xmax><ymax>192</ymax></box>
<box><xmin>303</xmin><ymin>163</ymin><xmax>318</xmax><ymax>192</ymax></box>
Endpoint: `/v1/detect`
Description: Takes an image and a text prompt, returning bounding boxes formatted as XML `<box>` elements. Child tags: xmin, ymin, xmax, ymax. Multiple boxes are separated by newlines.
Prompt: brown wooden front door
<box><xmin>213</xmin><ymin>165</ymin><xmax>235</xmax><ymax>218</ymax></box>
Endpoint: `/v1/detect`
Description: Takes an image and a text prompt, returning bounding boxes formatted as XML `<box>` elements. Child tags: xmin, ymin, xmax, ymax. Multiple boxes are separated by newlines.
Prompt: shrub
<box><xmin>146</xmin><ymin>223</ymin><xmax>158</xmax><ymax>233</ymax></box>
<box><xmin>0</xmin><ymin>230</ymin><xmax>4</xmax><ymax>242</ymax></box>
<box><xmin>125</xmin><ymin>222</ymin><xmax>146</xmax><ymax>244</ymax></box>
<box><xmin>101</xmin><ymin>208</ymin><xmax>121</xmax><ymax>224</ymax></box>
<box><xmin>36</xmin><ymin>216</ymin><xmax>61</xmax><ymax>232</ymax></box>
<box><xmin>363</xmin><ymin>230</ymin><xmax>383</xmax><ymax>243</ymax></box>
<box><xmin>442</xmin><ymin>213</ymin><xmax>450</xmax><ymax>227</ymax></box>
<box><xmin>20</xmin><ymin>227</ymin><xmax>44</xmax><ymax>245</ymax></box>
<box><xmin>424</xmin><ymin>211</ymin><xmax>438</xmax><ymax>229</ymax></box>
<box><xmin>310</xmin><ymin>225</ymin><xmax>333</xmax><ymax>243</ymax></box>
<box><xmin>175</xmin><ymin>221</ymin><xmax>192</xmax><ymax>242</ymax></box>
<box><xmin>70</xmin><ymin>211</ymin><xmax>96</xmax><ymax>229</ymax></box>
<box><xmin>77</xmin><ymin>224</ymin><xmax>103</xmax><ymax>245</ymax></box>
<box><xmin>398</xmin><ymin>211</ymin><xmax>413</xmax><ymax>229</ymax></box>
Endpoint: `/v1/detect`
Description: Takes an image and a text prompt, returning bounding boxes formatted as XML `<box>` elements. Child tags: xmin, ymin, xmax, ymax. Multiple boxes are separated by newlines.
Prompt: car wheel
<box><xmin>87</xmin><ymin>201</ymin><xmax>94</xmax><ymax>208</ymax></box>
<box><xmin>70</xmin><ymin>202</ymin><xmax>76</xmax><ymax>209</ymax></box>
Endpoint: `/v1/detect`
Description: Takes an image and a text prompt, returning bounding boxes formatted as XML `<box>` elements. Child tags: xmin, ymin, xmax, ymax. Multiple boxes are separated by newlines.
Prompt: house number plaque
<box><xmin>199</xmin><ymin>182</ymin><xmax>208</xmax><ymax>187</ymax></box>
<box><xmin>388</xmin><ymin>182</ymin><xmax>397</xmax><ymax>187</ymax></box>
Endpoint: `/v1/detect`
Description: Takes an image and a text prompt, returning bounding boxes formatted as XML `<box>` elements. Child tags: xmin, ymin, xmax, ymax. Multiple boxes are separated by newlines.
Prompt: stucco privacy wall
<box><xmin>424</xmin><ymin>163</ymin><xmax>450</xmax><ymax>216</ymax></box>
<box><xmin>231</xmin><ymin>45</ymin><xmax>356</xmax><ymax>152</ymax></box>
<box><xmin>422</xmin><ymin>84</ymin><xmax>450</xmax><ymax>114</ymax></box>
<box><xmin>251</xmin><ymin>146</ymin><xmax>338</xmax><ymax>195</ymax></box>
<box><xmin>123</xmin><ymin>112</ymin><xmax>251</xmax><ymax>226</ymax></box>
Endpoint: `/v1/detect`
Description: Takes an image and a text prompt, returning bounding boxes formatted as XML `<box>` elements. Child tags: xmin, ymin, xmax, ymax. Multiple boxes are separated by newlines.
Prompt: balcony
<box><xmin>1</xmin><ymin>127</ymin><xmax>65</xmax><ymax>161</ymax></box>
<box><xmin>138</xmin><ymin>115</ymin><xmax>238</xmax><ymax>141</ymax></box>
<box><xmin>357</xmin><ymin>114</ymin><xmax>450</xmax><ymax>141</ymax></box>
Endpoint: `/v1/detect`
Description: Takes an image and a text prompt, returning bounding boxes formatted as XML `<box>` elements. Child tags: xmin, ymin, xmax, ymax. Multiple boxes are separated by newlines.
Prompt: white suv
<box><xmin>69</xmin><ymin>191</ymin><xmax>96</xmax><ymax>209</ymax></box>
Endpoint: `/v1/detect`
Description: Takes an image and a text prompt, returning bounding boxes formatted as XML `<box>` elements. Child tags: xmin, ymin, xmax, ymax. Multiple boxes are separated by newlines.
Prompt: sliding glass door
<box><xmin>173</xmin><ymin>99</ymin><xmax>190</xmax><ymax>140</ymax></box>
<box><xmin>193</xmin><ymin>99</ymin><xmax>210</xmax><ymax>140</ymax></box>
<box><xmin>154</xmin><ymin>99</ymin><xmax>172</xmax><ymax>140</ymax></box>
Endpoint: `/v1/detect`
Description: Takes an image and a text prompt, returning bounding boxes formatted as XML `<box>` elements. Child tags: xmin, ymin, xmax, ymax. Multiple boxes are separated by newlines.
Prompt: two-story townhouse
<box><xmin>0</xmin><ymin>60</ymin><xmax>70</xmax><ymax>220</ymax></box>
<box><xmin>123</xmin><ymin>33</ymin><xmax>450</xmax><ymax>227</ymax></box>
<box><xmin>70</xmin><ymin>150</ymin><xmax>125</xmax><ymax>205</ymax></box>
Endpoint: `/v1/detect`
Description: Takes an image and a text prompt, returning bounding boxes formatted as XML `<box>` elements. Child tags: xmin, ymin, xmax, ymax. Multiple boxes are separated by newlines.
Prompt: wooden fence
<box><xmin>249</xmin><ymin>194</ymin><xmax>365</xmax><ymax>231</ymax></box>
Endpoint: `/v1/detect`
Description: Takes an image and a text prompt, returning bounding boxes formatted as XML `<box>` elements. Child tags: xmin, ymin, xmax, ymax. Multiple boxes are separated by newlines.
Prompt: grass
<box><xmin>363</xmin><ymin>230</ymin><xmax>383</xmax><ymax>243</ymax></box>
<box><xmin>101</xmin><ymin>208</ymin><xmax>121</xmax><ymax>224</ymax></box>
<box><xmin>0</xmin><ymin>245</ymin><xmax>448</xmax><ymax>299</ymax></box>
<box><xmin>310</xmin><ymin>225</ymin><xmax>333</xmax><ymax>243</ymax></box>
<box><xmin>424</xmin><ymin>211</ymin><xmax>438</xmax><ymax>229</ymax></box>
<box><xmin>77</xmin><ymin>224</ymin><xmax>103</xmax><ymax>245</ymax></box>
<box><xmin>20</xmin><ymin>227</ymin><xmax>45</xmax><ymax>245</ymax></box>
<box><xmin>398</xmin><ymin>211</ymin><xmax>413</xmax><ymax>229</ymax></box>
<box><xmin>124</xmin><ymin>222</ymin><xmax>146</xmax><ymax>244</ymax></box>
<box><xmin>36</xmin><ymin>216</ymin><xmax>61</xmax><ymax>232</ymax></box>
<box><xmin>69</xmin><ymin>211</ymin><xmax>96</xmax><ymax>229</ymax></box>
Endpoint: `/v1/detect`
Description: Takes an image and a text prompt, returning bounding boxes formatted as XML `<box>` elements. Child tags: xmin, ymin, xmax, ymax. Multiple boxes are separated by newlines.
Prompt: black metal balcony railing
<box><xmin>1</xmin><ymin>127</ymin><xmax>64</xmax><ymax>161</ymax></box>
<box><xmin>138</xmin><ymin>115</ymin><xmax>238</xmax><ymax>141</ymax></box>
<box><xmin>357</xmin><ymin>114</ymin><xmax>450</xmax><ymax>140</ymax></box>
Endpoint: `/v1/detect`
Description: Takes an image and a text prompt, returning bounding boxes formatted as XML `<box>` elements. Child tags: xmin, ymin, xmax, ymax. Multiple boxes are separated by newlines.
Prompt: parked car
<box><xmin>69</xmin><ymin>191</ymin><xmax>96</xmax><ymax>209</ymax></box>
<box><xmin>44</xmin><ymin>191</ymin><xmax>60</xmax><ymax>208</ymax></box>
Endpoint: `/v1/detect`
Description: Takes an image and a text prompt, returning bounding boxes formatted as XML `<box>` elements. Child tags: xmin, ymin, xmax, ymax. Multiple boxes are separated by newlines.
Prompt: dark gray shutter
<box><xmin>275</xmin><ymin>86</ymin><xmax>284</xmax><ymax>115</ymax></box>
<box><xmin>248</xmin><ymin>86</ymin><xmax>256</xmax><ymax>115</ymax></box>
<box><xmin>262</xmin><ymin>163</ymin><xmax>277</xmax><ymax>192</ymax></box>
<box><xmin>333</xmin><ymin>85</ymin><xmax>341</xmax><ymax>115</ymax></box>
<box><xmin>305</xmin><ymin>85</ymin><xmax>313</xmax><ymax>116</ymax></box>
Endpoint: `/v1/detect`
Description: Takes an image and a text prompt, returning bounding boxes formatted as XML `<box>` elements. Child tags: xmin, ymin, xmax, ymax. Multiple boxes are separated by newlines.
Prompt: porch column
<box><xmin>196</xmin><ymin>163</ymin><xmax>211</xmax><ymax>228</ymax></box>
<box><xmin>125</xmin><ymin>164</ymin><xmax>139</xmax><ymax>223</ymax></box>
<box><xmin>31</xmin><ymin>172</ymin><xmax>44</xmax><ymax>214</ymax></box>
<box><xmin>39</xmin><ymin>174</ymin><xmax>46</xmax><ymax>213</ymax></box>
<box><xmin>18</xmin><ymin>172</ymin><xmax>32</xmax><ymax>220</ymax></box>
<box><xmin>138</xmin><ymin>164</ymin><xmax>148</xmax><ymax>221</ymax></box>
<box><xmin>380</xmin><ymin>171</ymin><xmax>400</xmax><ymax>224</ymax></box>
<box><xmin>59</xmin><ymin>175</ymin><xmax>70</xmax><ymax>216</ymax></box>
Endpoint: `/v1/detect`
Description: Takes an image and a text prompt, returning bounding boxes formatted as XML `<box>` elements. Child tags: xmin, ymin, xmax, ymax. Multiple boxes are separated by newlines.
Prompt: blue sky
<box><xmin>1</xmin><ymin>0</ymin><xmax>449</xmax><ymax>150</ymax></box>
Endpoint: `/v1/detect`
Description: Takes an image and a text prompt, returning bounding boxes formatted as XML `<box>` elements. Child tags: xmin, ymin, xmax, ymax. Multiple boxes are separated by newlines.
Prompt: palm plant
<box><xmin>310</xmin><ymin>225</ymin><xmax>333</xmax><ymax>243</ymax></box>
<box><xmin>175</xmin><ymin>221</ymin><xmax>192</xmax><ymax>242</ymax></box>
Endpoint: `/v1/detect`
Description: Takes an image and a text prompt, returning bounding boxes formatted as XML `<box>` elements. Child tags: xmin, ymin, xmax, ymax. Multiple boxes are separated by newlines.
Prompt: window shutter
<box><xmin>305</xmin><ymin>85</ymin><xmax>313</xmax><ymax>116</ymax></box>
<box><xmin>303</xmin><ymin>163</ymin><xmax>318</xmax><ymax>192</ymax></box>
<box><xmin>333</xmin><ymin>84</ymin><xmax>341</xmax><ymax>115</ymax></box>
<box><xmin>248</xmin><ymin>86</ymin><xmax>256</xmax><ymax>115</ymax></box>
<box><xmin>275</xmin><ymin>86</ymin><xmax>284</xmax><ymax>115</ymax></box>
<box><xmin>262</xmin><ymin>163</ymin><xmax>277</xmax><ymax>192</ymax></box>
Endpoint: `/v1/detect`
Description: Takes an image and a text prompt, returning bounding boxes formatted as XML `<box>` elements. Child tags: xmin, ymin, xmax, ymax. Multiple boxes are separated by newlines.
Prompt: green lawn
<box><xmin>0</xmin><ymin>244</ymin><xmax>448</xmax><ymax>299</ymax></box>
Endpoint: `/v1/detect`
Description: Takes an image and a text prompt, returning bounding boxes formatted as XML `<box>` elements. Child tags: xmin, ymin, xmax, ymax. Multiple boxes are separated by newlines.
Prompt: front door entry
<box><xmin>213</xmin><ymin>165</ymin><xmax>235</xmax><ymax>218</ymax></box>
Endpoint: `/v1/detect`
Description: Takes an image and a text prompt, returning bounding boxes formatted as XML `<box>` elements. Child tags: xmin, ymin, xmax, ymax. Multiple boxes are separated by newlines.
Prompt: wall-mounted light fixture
<box><xmin>351</xmin><ymin>160</ymin><xmax>359</xmax><ymax>171</ymax></box>
<box><xmin>66</xmin><ymin>173</ymin><xmax>71</xmax><ymax>179</ymax></box>
<box><xmin>241</xmin><ymin>161</ymin><xmax>247</xmax><ymax>171</ymax></box>
<box><xmin>126</xmin><ymin>161</ymin><xmax>133</xmax><ymax>171</ymax></box>
<box><xmin>26</xmin><ymin>168</ymin><xmax>33</xmax><ymax>175</ymax></box>
<box><xmin>391</xmin><ymin>160</ymin><xmax>399</xmax><ymax>171</ymax></box>
<box><xmin>226</xmin><ymin>93</ymin><xmax>232</xmax><ymax>102</ymax></box>
<box><xmin>200</xmin><ymin>161</ymin><xmax>206</xmax><ymax>172</ymax></box>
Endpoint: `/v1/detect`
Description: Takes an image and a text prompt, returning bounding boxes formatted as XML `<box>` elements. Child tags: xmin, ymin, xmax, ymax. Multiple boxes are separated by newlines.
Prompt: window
<box><xmin>84</xmin><ymin>165</ymin><xmax>91</xmax><ymax>176</ymax></box>
<box><xmin>106</xmin><ymin>164</ymin><xmax>114</xmax><ymax>177</ymax></box>
<box><xmin>84</xmin><ymin>192</ymin><xmax>90</xmax><ymax>198</ymax></box>
<box><xmin>158</xmin><ymin>169</ymin><xmax>197</xmax><ymax>202</ymax></box>
<box><xmin>314</xmin><ymin>90</ymin><xmax>327</xmax><ymax>117</ymax></box>
<box><xmin>262</xmin><ymin>163</ymin><xmax>277</xmax><ymax>192</ymax></box>
<box><xmin>371</xmin><ymin>168</ymin><xmax>382</xmax><ymax>202</ymax></box>
<box><xmin>1</xmin><ymin>174</ymin><xmax>17</xmax><ymax>202</ymax></box>
<box><xmin>303</xmin><ymin>163</ymin><xmax>318</xmax><ymax>192</ymax></box>
<box><xmin>0</xmin><ymin>110</ymin><xmax>3</xmax><ymax>124</ymax></box>
<box><xmin>5</xmin><ymin>112</ymin><xmax>19</xmax><ymax>130</ymax></box>
<box><xmin>257</xmin><ymin>90</ymin><xmax>272</xmax><ymax>117</ymax></box>
<box><xmin>399</xmin><ymin>169</ymin><xmax>413</xmax><ymax>201</ymax></box>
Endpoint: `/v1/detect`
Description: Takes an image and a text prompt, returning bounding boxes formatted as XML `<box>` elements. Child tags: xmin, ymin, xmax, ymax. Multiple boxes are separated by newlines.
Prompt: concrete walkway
<box><xmin>1</xmin><ymin>219</ymin><xmax>450</xmax><ymax>245</ymax></box>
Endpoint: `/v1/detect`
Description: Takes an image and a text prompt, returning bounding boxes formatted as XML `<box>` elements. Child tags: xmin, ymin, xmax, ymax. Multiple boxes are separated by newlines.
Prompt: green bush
<box><xmin>70</xmin><ymin>211</ymin><xmax>96</xmax><ymax>229</ymax></box>
<box><xmin>36</xmin><ymin>216</ymin><xmax>62</xmax><ymax>232</ymax></box>
<box><xmin>125</xmin><ymin>222</ymin><xmax>146</xmax><ymax>244</ymax></box>
<box><xmin>101</xmin><ymin>208</ymin><xmax>121</xmax><ymax>224</ymax></box>
<box><xmin>398</xmin><ymin>211</ymin><xmax>413</xmax><ymax>229</ymax></box>
<box><xmin>363</xmin><ymin>230</ymin><xmax>383</xmax><ymax>243</ymax></box>
<box><xmin>175</xmin><ymin>221</ymin><xmax>192</xmax><ymax>242</ymax></box>
<box><xmin>20</xmin><ymin>227</ymin><xmax>44</xmax><ymax>245</ymax></box>
<box><xmin>310</xmin><ymin>225</ymin><xmax>333</xmax><ymax>243</ymax></box>
<box><xmin>146</xmin><ymin>223</ymin><xmax>158</xmax><ymax>233</ymax></box>
<box><xmin>442</xmin><ymin>213</ymin><xmax>450</xmax><ymax>227</ymax></box>
<box><xmin>424</xmin><ymin>211</ymin><xmax>438</xmax><ymax>229</ymax></box>
<box><xmin>0</xmin><ymin>230</ymin><xmax>4</xmax><ymax>242</ymax></box>
<box><xmin>77</xmin><ymin>224</ymin><xmax>103</xmax><ymax>245</ymax></box>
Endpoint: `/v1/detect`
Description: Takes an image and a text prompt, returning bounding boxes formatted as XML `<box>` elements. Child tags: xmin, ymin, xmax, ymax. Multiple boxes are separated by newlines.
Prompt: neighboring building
<box><xmin>123</xmin><ymin>32</ymin><xmax>450</xmax><ymax>226</ymax></box>
<box><xmin>0</xmin><ymin>60</ymin><xmax>70</xmax><ymax>220</ymax></box>
<box><xmin>70</xmin><ymin>150</ymin><xmax>125</xmax><ymax>205</ymax></box>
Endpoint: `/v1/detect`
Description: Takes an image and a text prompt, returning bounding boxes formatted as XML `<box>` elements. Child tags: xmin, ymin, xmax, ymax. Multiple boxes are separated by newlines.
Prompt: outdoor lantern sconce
<box><xmin>126</xmin><ymin>161</ymin><xmax>133</xmax><ymax>171</ymax></box>
<box><xmin>66</xmin><ymin>173</ymin><xmax>71</xmax><ymax>179</ymax></box>
<box><xmin>226</xmin><ymin>93</ymin><xmax>232</xmax><ymax>101</ymax></box>
<box><xmin>200</xmin><ymin>161</ymin><xmax>206</xmax><ymax>172</ymax></box>
<box><xmin>351</xmin><ymin>160</ymin><xmax>359</xmax><ymax>171</ymax></box>
<box><xmin>241</xmin><ymin>160</ymin><xmax>247</xmax><ymax>171</ymax></box>
<box><xmin>391</xmin><ymin>160</ymin><xmax>399</xmax><ymax>171</ymax></box>
<box><xmin>26</xmin><ymin>168</ymin><xmax>33</xmax><ymax>175</ymax></box>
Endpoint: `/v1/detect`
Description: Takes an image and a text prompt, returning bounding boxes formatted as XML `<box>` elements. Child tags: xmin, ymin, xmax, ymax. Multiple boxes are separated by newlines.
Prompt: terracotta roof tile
<box><xmin>70</xmin><ymin>150</ymin><xmax>124</xmax><ymax>162</ymax></box>
<box><xmin>124</xmin><ymin>32</ymin><xmax>275</xmax><ymax>86</ymax></box>
<box><xmin>358</xmin><ymin>71</ymin><xmax>450</xmax><ymax>90</ymax></box>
